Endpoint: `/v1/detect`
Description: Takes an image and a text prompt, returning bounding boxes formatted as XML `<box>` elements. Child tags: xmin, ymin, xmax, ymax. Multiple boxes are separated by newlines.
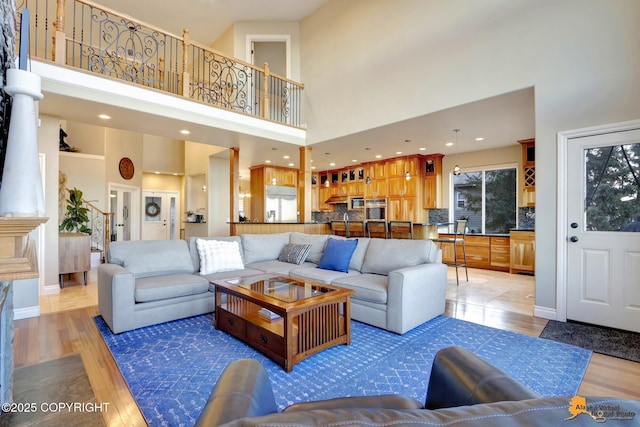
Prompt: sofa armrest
<box><xmin>284</xmin><ymin>395</ymin><xmax>423</xmax><ymax>413</ymax></box>
<box><xmin>386</xmin><ymin>262</ymin><xmax>448</xmax><ymax>334</ymax></box>
<box><xmin>425</xmin><ymin>346</ymin><xmax>540</xmax><ymax>409</ymax></box>
<box><xmin>195</xmin><ymin>359</ymin><xmax>278</xmax><ymax>427</ymax></box>
<box><xmin>97</xmin><ymin>263</ymin><xmax>135</xmax><ymax>334</ymax></box>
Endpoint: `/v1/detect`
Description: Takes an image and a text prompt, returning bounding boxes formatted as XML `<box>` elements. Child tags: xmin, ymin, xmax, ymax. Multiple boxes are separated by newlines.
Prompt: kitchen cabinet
<box><xmin>388</xmin><ymin>196</ymin><xmax>417</xmax><ymax>222</ymax></box>
<box><xmin>510</xmin><ymin>230</ymin><xmax>535</xmax><ymax>274</ymax></box>
<box><xmin>348</xmin><ymin>181</ymin><xmax>364</xmax><ymax>196</ymax></box>
<box><xmin>519</xmin><ymin>138</ymin><xmax>535</xmax><ymax>206</ymax></box>
<box><xmin>365</xmin><ymin>177</ymin><xmax>388</xmax><ymax>198</ymax></box>
<box><xmin>490</xmin><ymin>236</ymin><xmax>510</xmax><ymax>271</ymax></box>
<box><xmin>438</xmin><ymin>234</ymin><xmax>507</xmax><ymax>271</ymax></box>
<box><xmin>250</xmin><ymin>165</ymin><xmax>298</xmax><ymax>221</ymax></box>
<box><xmin>422</xmin><ymin>154</ymin><xmax>443</xmax><ymax>209</ymax></box>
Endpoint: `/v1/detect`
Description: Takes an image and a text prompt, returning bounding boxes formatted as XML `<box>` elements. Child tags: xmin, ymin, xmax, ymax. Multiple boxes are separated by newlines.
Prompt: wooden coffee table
<box><xmin>212</xmin><ymin>274</ymin><xmax>354</xmax><ymax>372</ymax></box>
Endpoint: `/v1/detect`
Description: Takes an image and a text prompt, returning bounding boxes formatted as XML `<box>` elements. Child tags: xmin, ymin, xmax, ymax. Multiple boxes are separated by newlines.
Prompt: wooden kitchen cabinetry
<box><xmin>439</xmin><ymin>234</ymin><xmax>508</xmax><ymax>271</ymax></box>
<box><xmin>490</xmin><ymin>236</ymin><xmax>511</xmax><ymax>272</ymax></box>
<box><xmin>59</xmin><ymin>232</ymin><xmax>91</xmax><ymax>287</ymax></box>
<box><xmin>423</xmin><ymin>154</ymin><xmax>444</xmax><ymax>209</ymax></box>
<box><xmin>250</xmin><ymin>165</ymin><xmax>298</xmax><ymax>220</ymax></box>
<box><xmin>519</xmin><ymin>138</ymin><xmax>535</xmax><ymax>206</ymax></box>
<box><xmin>510</xmin><ymin>230</ymin><xmax>535</xmax><ymax>274</ymax></box>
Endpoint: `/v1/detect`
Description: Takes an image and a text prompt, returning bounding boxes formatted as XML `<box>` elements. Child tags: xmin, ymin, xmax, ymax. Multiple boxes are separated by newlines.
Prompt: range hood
<box><xmin>325</xmin><ymin>195</ymin><xmax>349</xmax><ymax>204</ymax></box>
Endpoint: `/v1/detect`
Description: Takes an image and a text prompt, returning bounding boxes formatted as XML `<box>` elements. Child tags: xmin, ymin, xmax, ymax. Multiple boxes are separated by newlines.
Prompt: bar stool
<box><xmin>346</xmin><ymin>220</ymin><xmax>366</xmax><ymax>237</ymax></box>
<box><xmin>330</xmin><ymin>220</ymin><xmax>348</xmax><ymax>237</ymax></box>
<box><xmin>432</xmin><ymin>219</ymin><xmax>468</xmax><ymax>285</ymax></box>
<box><xmin>389</xmin><ymin>221</ymin><xmax>414</xmax><ymax>239</ymax></box>
<box><xmin>366</xmin><ymin>220</ymin><xmax>388</xmax><ymax>239</ymax></box>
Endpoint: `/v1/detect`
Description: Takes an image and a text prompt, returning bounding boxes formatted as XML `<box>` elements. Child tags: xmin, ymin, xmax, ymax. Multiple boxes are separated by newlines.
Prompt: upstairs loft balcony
<box><xmin>15</xmin><ymin>0</ymin><xmax>304</xmax><ymax>129</ymax></box>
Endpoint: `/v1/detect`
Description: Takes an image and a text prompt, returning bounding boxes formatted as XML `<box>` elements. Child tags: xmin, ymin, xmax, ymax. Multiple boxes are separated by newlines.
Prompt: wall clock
<box><xmin>119</xmin><ymin>157</ymin><xmax>134</xmax><ymax>180</ymax></box>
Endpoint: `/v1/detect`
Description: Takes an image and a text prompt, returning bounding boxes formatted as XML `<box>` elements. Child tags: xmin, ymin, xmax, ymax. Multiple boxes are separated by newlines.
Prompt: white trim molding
<box><xmin>556</xmin><ymin>118</ymin><xmax>640</xmax><ymax>323</ymax></box>
<box><xmin>534</xmin><ymin>305</ymin><xmax>557</xmax><ymax>320</ymax></box>
<box><xmin>14</xmin><ymin>305</ymin><xmax>40</xmax><ymax>320</ymax></box>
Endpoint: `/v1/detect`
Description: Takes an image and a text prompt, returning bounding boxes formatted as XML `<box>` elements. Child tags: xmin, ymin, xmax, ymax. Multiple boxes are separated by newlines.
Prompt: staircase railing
<box><xmin>62</xmin><ymin>187</ymin><xmax>113</xmax><ymax>262</ymax></box>
<box><xmin>15</xmin><ymin>0</ymin><xmax>304</xmax><ymax>128</ymax></box>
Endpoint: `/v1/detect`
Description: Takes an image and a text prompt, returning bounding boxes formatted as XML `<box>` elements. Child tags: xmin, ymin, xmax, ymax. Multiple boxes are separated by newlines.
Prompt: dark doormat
<box><xmin>0</xmin><ymin>354</ymin><xmax>105</xmax><ymax>426</ymax></box>
<box><xmin>540</xmin><ymin>320</ymin><xmax>640</xmax><ymax>363</ymax></box>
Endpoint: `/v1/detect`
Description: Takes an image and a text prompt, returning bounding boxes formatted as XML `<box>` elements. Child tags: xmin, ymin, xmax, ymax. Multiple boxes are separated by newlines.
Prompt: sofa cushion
<box><xmin>290</xmin><ymin>265</ymin><xmax>359</xmax><ymax>284</ymax></box>
<box><xmin>361</xmin><ymin>239</ymin><xmax>436</xmax><ymax>275</ymax></box>
<box><xmin>278</xmin><ymin>243</ymin><xmax>312</xmax><ymax>265</ymax></box>
<box><xmin>196</xmin><ymin>239</ymin><xmax>244</xmax><ymax>274</ymax></box>
<box><xmin>329</xmin><ymin>236</ymin><xmax>371</xmax><ymax>272</ymax></box>
<box><xmin>247</xmin><ymin>260</ymin><xmax>316</xmax><ymax>276</ymax></box>
<box><xmin>290</xmin><ymin>232</ymin><xmax>328</xmax><ymax>264</ymax></box>
<box><xmin>108</xmin><ymin>240</ymin><xmax>195</xmax><ymax>278</ymax></box>
<box><xmin>317</xmin><ymin>238</ymin><xmax>358</xmax><ymax>273</ymax></box>
<box><xmin>135</xmin><ymin>273</ymin><xmax>210</xmax><ymax>303</ymax></box>
<box><xmin>331</xmin><ymin>273</ymin><xmax>388</xmax><ymax>304</ymax></box>
<box><xmin>188</xmin><ymin>236</ymin><xmax>244</xmax><ymax>272</ymax></box>
<box><xmin>242</xmin><ymin>233</ymin><xmax>291</xmax><ymax>264</ymax></box>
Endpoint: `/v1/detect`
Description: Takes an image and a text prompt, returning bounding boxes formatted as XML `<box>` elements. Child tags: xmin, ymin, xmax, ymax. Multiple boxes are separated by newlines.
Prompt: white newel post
<box><xmin>0</xmin><ymin>68</ymin><xmax>45</xmax><ymax>217</ymax></box>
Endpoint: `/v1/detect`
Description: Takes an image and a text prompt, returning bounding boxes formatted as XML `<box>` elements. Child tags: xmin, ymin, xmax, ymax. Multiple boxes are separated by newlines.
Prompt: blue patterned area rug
<box><xmin>95</xmin><ymin>314</ymin><xmax>591</xmax><ymax>426</ymax></box>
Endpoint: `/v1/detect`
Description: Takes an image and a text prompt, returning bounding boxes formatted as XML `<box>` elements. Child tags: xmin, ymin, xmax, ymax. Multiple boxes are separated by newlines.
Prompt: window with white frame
<box><xmin>451</xmin><ymin>165</ymin><xmax>517</xmax><ymax>234</ymax></box>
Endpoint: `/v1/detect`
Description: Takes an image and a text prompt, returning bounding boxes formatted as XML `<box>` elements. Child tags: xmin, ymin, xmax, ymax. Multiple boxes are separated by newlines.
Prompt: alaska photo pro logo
<box><xmin>566</xmin><ymin>396</ymin><xmax>636</xmax><ymax>423</ymax></box>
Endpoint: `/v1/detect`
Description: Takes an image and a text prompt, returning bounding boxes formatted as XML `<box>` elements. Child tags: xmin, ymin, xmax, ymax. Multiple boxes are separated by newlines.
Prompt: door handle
<box><xmin>570</xmin><ymin>236</ymin><xmax>579</xmax><ymax>243</ymax></box>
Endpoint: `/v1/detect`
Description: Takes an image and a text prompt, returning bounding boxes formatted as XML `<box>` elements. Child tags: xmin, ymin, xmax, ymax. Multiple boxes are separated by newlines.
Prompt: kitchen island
<box><xmin>229</xmin><ymin>222</ymin><xmax>330</xmax><ymax>236</ymax></box>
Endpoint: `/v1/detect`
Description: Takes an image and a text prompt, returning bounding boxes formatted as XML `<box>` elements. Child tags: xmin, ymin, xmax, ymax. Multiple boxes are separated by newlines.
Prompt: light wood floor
<box><xmin>13</xmin><ymin>267</ymin><xmax>640</xmax><ymax>426</ymax></box>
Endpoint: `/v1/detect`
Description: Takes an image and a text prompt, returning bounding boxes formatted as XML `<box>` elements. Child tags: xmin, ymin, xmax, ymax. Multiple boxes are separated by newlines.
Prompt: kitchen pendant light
<box><xmin>452</xmin><ymin>129</ymin><xmax>461</xmax><ymax>176</ymax></box>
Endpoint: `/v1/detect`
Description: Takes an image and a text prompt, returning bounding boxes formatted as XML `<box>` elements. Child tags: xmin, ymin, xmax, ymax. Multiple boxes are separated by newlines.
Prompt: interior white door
<box><xmin>109</xmin><ymin>184</ymin><xmax>140</xmax><ymax>242</ymax></box>
<box><xmin>566</xmin><ymin>128</ymin><xmax>640</xmax><ymax>332</ymax></box>
<box><xmin>141</xmin><ymin>191</ymin><xmax>180</xmax><ymax>240</ymax></box>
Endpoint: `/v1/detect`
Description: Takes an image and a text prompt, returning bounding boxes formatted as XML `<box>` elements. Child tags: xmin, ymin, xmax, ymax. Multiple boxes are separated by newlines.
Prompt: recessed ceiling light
<box><xmin>475</xmin><ymin>137</ymin><xmax>484</xmax><ymax>141</ymax></box>
<box><xmin>404</xmin><ymin>139</ymin><xmax>411</xmax><ymax>143</ymax></box>
<box><xmin>311</xmin><ymin>166</ymin><xmax>316</xmax><ymax>170</ymax></box>
<box><xmin>155</xmin><ymin>171</ymin><xmax>160</xmax><ymax>174</ymax></box>
<box><xmin>419</xmin><ymin>147</ymin><xmax>426</xmax><ymax>151</ymax></box>
<box><xmin>375</xmin><ymin>155</ymin><xmax>382</xmax><ymax>159</ymax></box>
<box><xmin>446</xmin><ymin>142</ymin><xmax>454</xmax><ymax>147</ymax></box>
<box><xmin>329</xmin><ymin>162</ymin><xmax>336</xmax><ymax>167</ymax></box>
<box><xmin>98</xmin><ymin>114</ymin><xmax>111</xmax><ymax>120</ymax></box>
<box><xmin>352</xmin><ymin>159</ymin><xmax>358</xmax><ymax>163</ymax></box>
<box><xmin>180</xmin><ymin>129</ymin><xmax>190</xmax><ymax>135</ymax></box>
<box><xmin>265</xmin><ymin>160</ymin><xmax>272</xmax><ymax>163</ymax></box>
<box><xmin>396</xmin><ymin>151</ymin><xmax>402</xmax><ymax>155</ymax></box>
<box><xmin>283</xmin><ymin>155</ymin><xmax>290</xmax><ymax>159</ymax></box>
<box><xmin>288</xmin><ymin>163</ymin><xmax>294</xmax><ymax>167</ymax></box>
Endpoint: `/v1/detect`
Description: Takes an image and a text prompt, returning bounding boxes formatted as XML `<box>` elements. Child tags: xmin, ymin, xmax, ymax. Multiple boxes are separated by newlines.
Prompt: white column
<box><xmin>0</xmin><ymin>68</ymin><xmax>45</xmax><ymax>217</ymax></box>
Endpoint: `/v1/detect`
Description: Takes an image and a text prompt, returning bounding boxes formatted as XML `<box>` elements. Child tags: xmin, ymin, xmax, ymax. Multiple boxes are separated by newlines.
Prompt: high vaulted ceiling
<box><xmin>37</xmin><ymin>0</ymin><xmax>535</xmax><ymax>178</ymax></box>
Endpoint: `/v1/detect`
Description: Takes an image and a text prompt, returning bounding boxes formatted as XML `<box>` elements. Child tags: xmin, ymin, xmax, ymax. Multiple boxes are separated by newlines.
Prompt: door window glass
<box><xmin>584</xmin><ymin>143</ymin><xmax>640</xmax><ymax>231</ymax></box>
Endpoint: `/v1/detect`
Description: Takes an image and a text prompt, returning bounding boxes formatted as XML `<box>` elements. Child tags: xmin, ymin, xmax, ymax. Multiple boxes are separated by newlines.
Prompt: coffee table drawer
<box><xmin>217</xmin><ymin>309</ymin><xmax>247</xmax><ymax>338</ymax></box>
<box><xmin>247</xmin><ymin>323</ymin><xmax>284</xmax><ymax>355</ymax></box>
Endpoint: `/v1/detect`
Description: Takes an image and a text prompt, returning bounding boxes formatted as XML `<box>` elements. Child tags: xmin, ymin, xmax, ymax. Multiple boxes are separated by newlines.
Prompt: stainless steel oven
<box><xmin>350</xmin><ymin>197</ymin><xmax>365</xmax><ymax>210</ymax></box>
<box><xmin>364</xmin><ymin>198</ymin><xmax>387</xmax><ymax>221</ymax></box>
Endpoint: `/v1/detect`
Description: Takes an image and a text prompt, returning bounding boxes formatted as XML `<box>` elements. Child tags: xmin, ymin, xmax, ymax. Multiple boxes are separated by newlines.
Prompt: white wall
<box><xmin>300</xmin><ymin>0</ymin><xmax>640</xmax><ymax>313</ymax></box>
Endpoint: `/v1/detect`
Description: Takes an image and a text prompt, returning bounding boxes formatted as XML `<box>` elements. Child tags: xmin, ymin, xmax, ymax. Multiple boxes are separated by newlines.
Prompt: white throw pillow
<box><xmin>196</xmin><ymin>239</ymin><xmax>244</xmax><ymax>274</ymax></box>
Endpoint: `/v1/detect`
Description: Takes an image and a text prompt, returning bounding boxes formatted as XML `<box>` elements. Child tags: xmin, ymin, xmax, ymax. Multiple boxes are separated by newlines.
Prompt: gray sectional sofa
<box><xmin>98</xmin><ymin>232</ymin><xmax>447</xmax><ymax>334</ymax></box>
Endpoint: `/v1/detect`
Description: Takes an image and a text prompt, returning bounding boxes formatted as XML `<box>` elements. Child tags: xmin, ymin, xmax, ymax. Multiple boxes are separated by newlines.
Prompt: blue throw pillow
<box><xmin>317</xmin><ymin>238</ymin><xmax>358</xmax><ymax>273</ymax></box>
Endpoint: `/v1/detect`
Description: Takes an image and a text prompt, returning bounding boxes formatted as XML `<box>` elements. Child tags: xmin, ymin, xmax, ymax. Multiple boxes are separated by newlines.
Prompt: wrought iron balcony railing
<box><xmin>15</xmin><ymin>0</ymin><xmax>304</xmax><ymax>128</ymax></box>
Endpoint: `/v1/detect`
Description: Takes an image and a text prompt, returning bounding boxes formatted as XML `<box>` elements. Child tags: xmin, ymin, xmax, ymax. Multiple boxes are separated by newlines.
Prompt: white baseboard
<box><xmin>14</xmin><ymin>305</ymin><xmax>40</xmax><ymax>320</ymax></box>
<box><xmin>42</xmin><ymin>284</ymin><xmax>61</xmax><ymax>296</ymax></box>
<box><xmin>534</xmin><ymin>305</ymin><xmax>557</xmax><ymax>320</ymax></box>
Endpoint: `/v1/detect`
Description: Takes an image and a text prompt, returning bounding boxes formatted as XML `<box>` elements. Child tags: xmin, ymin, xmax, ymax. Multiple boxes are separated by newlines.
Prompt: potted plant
<box><xmin>60</xmin><ymin>187</ymin><xmax>92</xmax><ymax>235</ymax></box>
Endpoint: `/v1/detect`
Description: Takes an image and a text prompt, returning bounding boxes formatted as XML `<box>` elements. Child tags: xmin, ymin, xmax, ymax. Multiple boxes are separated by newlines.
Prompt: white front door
<box><xmin>141</xmin><ymin>191</ymin><xmax>180</xmax><ymax>240</ymax></box>
<box><xmin>565</xmin><ymin>127</ymin><xmax>640</xmax><ymax>332</ymax></box>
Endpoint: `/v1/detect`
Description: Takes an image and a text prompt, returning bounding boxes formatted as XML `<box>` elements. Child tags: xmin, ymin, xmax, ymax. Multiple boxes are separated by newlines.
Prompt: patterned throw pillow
<box><xmin>196</xmin><ymin>239</ymin><xmax>244</xmax><ymax>274</ymax></box>
<box><xmin>278</xmin><ymin>243</ymin><xmax>312</xmax><ymax>265</ymax></box>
